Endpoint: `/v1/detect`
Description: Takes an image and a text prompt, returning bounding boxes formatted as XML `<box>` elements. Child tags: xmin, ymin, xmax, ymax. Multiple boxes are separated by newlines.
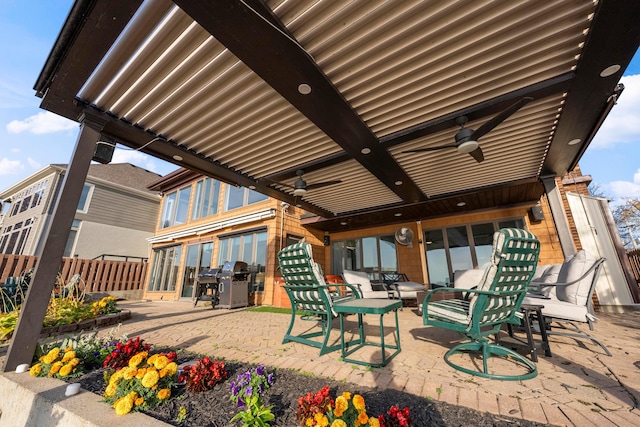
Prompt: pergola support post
<box><xmin>541</xmin><ymin>175</ymin><xmax>576</xmax><ymax>259</ymax></box>
<box><xmin>3</xmin><ymin>113</ymin><xmax>106</xmax><ymax>372</ymax></box>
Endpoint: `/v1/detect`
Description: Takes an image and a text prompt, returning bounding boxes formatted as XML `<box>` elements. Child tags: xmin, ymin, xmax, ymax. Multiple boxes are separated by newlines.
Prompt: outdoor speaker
<box><xmin>530</xmin><ymin>205</ymin><xmax>545</xmax><ymax>221</ymax></box>
<box><xmin>323</xmin><ymin>235</ymin><xmax>330</xmax><ymax>246</ymax></box>
<box><xmin>93</xmin><ymin>141</ymin><xmax>115</xmax><ymax>164</ymax></box>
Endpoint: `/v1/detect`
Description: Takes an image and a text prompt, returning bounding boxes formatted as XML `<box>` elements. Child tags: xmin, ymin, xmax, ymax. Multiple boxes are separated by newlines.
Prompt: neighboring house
<box><xmin>144</xmin><ymin>165</ymin><xmax>637</xmax><ymax>312</ymax></box>
<box><xmin>0</xmin><ymin>163</ymin><xmax>162</xmax><ymax>260</ymax></box>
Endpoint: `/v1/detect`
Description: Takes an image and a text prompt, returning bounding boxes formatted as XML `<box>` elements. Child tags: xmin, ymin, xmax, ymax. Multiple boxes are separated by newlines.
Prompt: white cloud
<box><xmin>590</xmin><ymin>74</ymin><xmax>640</xmax><ymax>149</ymax></box>
<box><xmin>0</xmin><ymin>158</ymin><xmax>23</xmax><ymax>175</ymax></box>
<box><xmin>27</xmin><ymin>157</ymin><xmax>41</xmax><ymax>169</ymax></box>
<box><xmin>607</xmin><ymin>168</ymin><xmax>640</xmax><ymax>199</ymax></box>
<box><xmin>110</xmin><ymin>149</ymin><xmax>159</xmax><ymax>172</ymax></box>
<box><xmin>11</xmin><ymin>148</ymin><xmax>20</xmax><ymax>153</ymax></box>
<box><xmin>6</xmin><ymin>111</ymin><xmax>77</xmax><ymax>135</ymax></box>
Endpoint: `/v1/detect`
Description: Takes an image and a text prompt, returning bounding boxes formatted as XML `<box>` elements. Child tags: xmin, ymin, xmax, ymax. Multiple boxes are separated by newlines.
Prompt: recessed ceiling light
<box><xmin>600</xmin><ymin>65</ymin><xmax>621</xmax><ymax>78</ymax></box>
<box><xmin>395</xmin><ymin>181</ymin><xmax>403</xmax><ymax>186</ymax></box>
<box><xmin>457</xmin><ymin>201</ymin><xmax>466</xmax><ymax>207</ymax></box>
<box><xmin>248</xmin><ymin>185</ymin><xmax>256</xmax><ymax>190</ymax></box>
<box><xmin>340</xmin><ymin>221</ymin><xmax>348</xmax><ymax>226</ymax></box>
<box><xmin>394</xmin><ymin>213</ymin><xmax>402</xmax><ymax>217</ymax></box>
<box><xmin>298</xmin><ymin>83</ymin><xmax>312</xmax><ymax>95</ymax></box>
<box><xmin>296</xmin><ymin>204</ymin><xmax>302</xmax><ymax>208</ymax></box>
<box><xmin>172</xmin><ymin>155</ymin><xmax>183</xmax><ymax>161</ymax></box>
<box><xmin>568</xmin><ymin>138</ymin><xmax>581</xmax><ymax>146</ymax></box>
<box><xmin>361</xmin><ymin>148</ymin><xmax>371</xmax><ymax>154</ymax></box>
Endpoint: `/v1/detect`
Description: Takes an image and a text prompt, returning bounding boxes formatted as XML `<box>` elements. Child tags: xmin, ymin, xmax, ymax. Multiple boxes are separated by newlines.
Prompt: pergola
<box><xmin>4</xmin><ymin>0</ymin><xmax>640</xmax><ymax>370</ymax></box>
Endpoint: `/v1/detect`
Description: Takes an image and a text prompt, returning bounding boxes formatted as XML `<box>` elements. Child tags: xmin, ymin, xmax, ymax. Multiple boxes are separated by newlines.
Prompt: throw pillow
<box><xmin>555</xmin><ymin>250</ymin><xmax>597</xmax><ymax>305</ymax></box>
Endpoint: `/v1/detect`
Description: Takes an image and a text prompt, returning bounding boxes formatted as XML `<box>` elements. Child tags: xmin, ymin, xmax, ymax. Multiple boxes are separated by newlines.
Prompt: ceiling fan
<box><xmin>274</xmin><ymin>169</ymin><xmax>342</xmax><ymax>196</ymax></box>
<box><xmin>403</xmin><ymin>97</ymin><xmax>533</xmax><ymax>163</ymax></box>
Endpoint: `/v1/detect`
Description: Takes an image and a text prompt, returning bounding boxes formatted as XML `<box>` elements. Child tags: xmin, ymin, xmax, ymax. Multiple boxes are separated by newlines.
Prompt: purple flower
<box><xmin>237</xmin><ymin>400</ymin><xmax>245</xmax><ymax>408</ymax></box>
<box><xmin>258</xmin><ymin>384</ymin><xmax>264</xmax><ymax>395</ymax></box>
<box><xmin>245</xmin><ymin>386</ymin><xmax>253</xmax><ymax>397</ymax></box>
<box><xmin>256</xmin><ymin>365</ymin><xmax>265</xmax><ymax>376</ymax></box>
<box><xmin>267</xmin><ymin>373</ymin><xmax>274</xmax><ymax>385</ymax></box>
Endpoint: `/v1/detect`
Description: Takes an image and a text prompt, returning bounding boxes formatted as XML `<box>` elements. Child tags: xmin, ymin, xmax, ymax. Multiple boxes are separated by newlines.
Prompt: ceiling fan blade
<box><xmin>471</xmin><ymin>97</ymin><xmax>534</xmax><ymax>140</ymax></box>
<box><xmin>306</xmin><ymin>180</ymin><xmax>342</xmax><ymax>190</ymax></box>
<box><xmin>403</xmin><ymin>144</ymin><xmax>456</xmax><ymax>153</ymax></box>
<box><xmin>468</xmin><ymin>146</ymin><xmax>484</xmax><ymax>163</ymax></box>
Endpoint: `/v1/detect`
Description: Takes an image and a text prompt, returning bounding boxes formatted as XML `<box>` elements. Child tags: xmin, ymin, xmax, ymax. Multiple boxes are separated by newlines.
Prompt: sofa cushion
<box><xmin>522</xmin><ymin>294</ymin><xmax>591</xmax><ymax>322</ymax></box>
<box><xmin>555</xmin><ymin>250</ymin><xmax>597</xmax><ymax>305</ymax></box>
<box><xmin>529</xmin><ymin>264</ymin><xmax>562</xmax><ymax>298</ymax></box>
<box><xmin>342</xmin><ymin>270</ymin><xmax>372</xmax><ymax>292</ymax></box>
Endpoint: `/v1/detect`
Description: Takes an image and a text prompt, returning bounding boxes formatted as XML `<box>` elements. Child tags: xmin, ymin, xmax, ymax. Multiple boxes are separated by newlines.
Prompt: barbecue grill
<box><xmin>194</xmin><ymin>261</ymin><xmax>249</xmax><ymax>309</ymax></box>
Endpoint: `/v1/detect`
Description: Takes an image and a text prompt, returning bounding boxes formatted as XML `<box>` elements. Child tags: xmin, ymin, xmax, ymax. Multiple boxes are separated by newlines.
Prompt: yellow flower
<box><xmin>333</xmin><ymin>396</ymin><xmax>348</xmax><ymax>417</ymax></box>
<box><xmin>135</xmin><ymin>368</ymin><xmax>147</xmax><ymax>380</ymax></box>
<box><xmin>109</xmin><ymin>370</ymin><xmax>123</xmax><ymax>385</ymax></box>
<box><xmin>164</xmin><ymin>362</ymin><xmax>178</xmax><ymax>376</ymax></box>
<box><xmin>60</xmin><ymin>349</ymin><xmax>74</xmax><ymax>363</ymax></box>
<box><xmin>356</xmin><ymin>412</ymin><xmax>369</xmax><ymax>425</ymax></box>
<box><xmin>49</xmin><ymin>361</ymin><xmax>63</xmax><ymax>375</ymax></box>
<box><xmin>342</xmin><ymin>391</ymin><xmax>351</xmax><ymax>400</ymax></box>
<box><xmin>123</xmin><ymin>367</ymin><xmax>137</xmax><ymax>380</ymax></box>
<box><xmin>305</xmin><ymin>417</ymin><xmax>314</xmax><ymax>427</ymax></box>
<box><xmin>157</xmin><ymin>388</ymin><xmax>171</xmax><ymax>400</ymax></box>
<box><xmin>153</xmin><ymin>355</ymin><xmax>169</xmax><ymax>370</ymax></box>
<box><xmin>99</xmin><ymin>301</ymin><xmax>107</xmax><ymax>308</ymax></box>
<box><xmin>147</xmin><ymin>354</ymin><xmax>158</xmax><ymax>366</ymax></box>
<box><xmin>65</xmin><ymin>346</ymin><xmax>73</xmax><ymax>352</ymax></box>
<box><xmin>59</xmin><ymin>364</ymin><xmax>73</xmax><ymax>377</ymax></box>
<box><xmin>42</xmin><ymin>347</ymin><xmax>60</xmax><ymax>364</ymax></box>
<box><xmin>104</xmin><ymin>383</ymin><xmax>117</xmax><ymax>398</ymax></box>
<box><xmin>368</xmin><ymin>418</ymin><xmax>380</xmax><ymax>427</ymax></box>
<box><xmin>69</xmin><ymin>358</ymin><xmax>80</xmax><ymax>367</ymax></box>
<box><xmin>134</xmin><ymin>397</ymin><xmax>145</xmax><ymax>406</ymax></box>
<box><xmin>353</xmin><ymin>394</ymin><xmax>365</xmax><ymax>411</ymax></box>
<box><xmin>29</xmin><ymin>364</ymin><xmax>42</xmax><ymax>376</ymax></box>
<box><xmin>114</xmin><ymin>397</ymin><xmax>133</xmax><ymax>416</ymax></box>
<box><xmin>314</xmin><ymin>413</ymin><xmax>329</xmax><ymax>427</ymax></box>
<box><xmin>141</xmin><ymin>370</ymin><xmax>159</xmax><ymax>388</ymax></box>
<box><xmin>128</xmin><ymin>351</ymin><xmax>147</xmax><ymax>368</ymax></box>
<box><xmin>331</xmin><ymin>421</ymin><xmax>347</xmax><ymax>427</ymax></box>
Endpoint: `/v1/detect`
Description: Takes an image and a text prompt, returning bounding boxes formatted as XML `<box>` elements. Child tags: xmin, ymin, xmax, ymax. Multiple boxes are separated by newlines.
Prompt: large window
<box><xmin>331</xmin><ymin>235</ymin><xmax>397</xmax><ymax>278</ymax></box>
<box><xmin>148</xmin><ymin>245</ymin><xmax>183</xmax><ymax>292</ymax></box>
<box><xmin>63</xmin><ymin>219</ymin><xmax>81</xmax><ymax>257</ymax></box>
<box><xmin>77</xmin><ymin>184</ymin><xmax>94</xmax><ymax>213</ymax></box>
<box><xmin>192</xmin><ymin>178</ymin><xmax>221</xmax><ymax>220</ymax></box>
<box><xmin>224</xmin><ymin>185</ymin><xmax>268</xmax><ymax>211</ymax></box>
<box><xmin>424</xmin><ymin>218</ymin><xmax>525</xmax><ymax>286</ymax></box>
<box><xmin>160</xmin><ymin>186</ymin><xmax>192</xmax><ymax>228</ymax></box>
<box><xmin>4</xmin><ymin>179</ymin><xmax>48</xmax><ymax>218</ymax></box>
<box><xmin>181</xmin><ymin>242</ymin><xmax>213</xmax><ymax>298</ymax></box>
<box><xmin>218</xmin><ymin>230</ymin><xmax>267</xmax><ymax>292</ymax></box>
<box><xmin>0</xmin><ymin>219</ymin><xmax>33</xmax><ymax>255</ymax></box>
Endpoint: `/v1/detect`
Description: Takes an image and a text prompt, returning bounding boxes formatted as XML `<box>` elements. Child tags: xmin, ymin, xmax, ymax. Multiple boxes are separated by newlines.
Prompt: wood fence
<box><xmin>628</xmin><ymin>249</ymin><xmax>640</xmax><ymax>283</ymax></box>
<box><xmin>0</xmin><ymin>254</ymin><xmax>148</xmax><ymax>293</ymax></box>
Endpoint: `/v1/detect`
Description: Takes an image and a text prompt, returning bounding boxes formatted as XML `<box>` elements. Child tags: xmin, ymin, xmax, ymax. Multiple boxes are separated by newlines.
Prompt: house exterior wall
<box><xmin>70</xmin><ymin>222</ymin><xmax>152</xmax><ymax>260</ymax></box>
<box><xmin>144</xmin><ymin>166</ymin><xmax>605</xmax><ymax>309</ymax></box>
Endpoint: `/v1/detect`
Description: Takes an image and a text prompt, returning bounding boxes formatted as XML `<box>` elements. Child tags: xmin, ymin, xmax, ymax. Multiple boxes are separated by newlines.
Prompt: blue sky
<box><xmin>1</xmin><ymin>1</ymin><xmax>639</xmax><ymax>205</ymax></box>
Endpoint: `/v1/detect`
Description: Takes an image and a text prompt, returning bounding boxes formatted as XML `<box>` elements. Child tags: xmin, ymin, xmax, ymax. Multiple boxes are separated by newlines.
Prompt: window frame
<box><xmin>217</xmin><ymin>229</ymin><xmax>268</xmax><ymax>292</ymax></box>
<box><xmin>330</xmin><ymin>234</ymin><xmax>398</xmax><ymax>279</ymax></box>
<box><xmin>224</xmin><ymin>185</ymin><xmax>268</xmax><ymax>211</ymax></box>
<box><xmin>423</xmin><ymin>217</ymin><xmax>526</xmax><ymax>286</ymax></box>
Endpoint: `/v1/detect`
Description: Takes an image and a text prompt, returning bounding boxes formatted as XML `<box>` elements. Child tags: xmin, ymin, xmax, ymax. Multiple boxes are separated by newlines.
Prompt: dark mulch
<box><xmin>71</xmin><ymin>352</ymin><xmax>551</xmax><ymax>427</ymax></box>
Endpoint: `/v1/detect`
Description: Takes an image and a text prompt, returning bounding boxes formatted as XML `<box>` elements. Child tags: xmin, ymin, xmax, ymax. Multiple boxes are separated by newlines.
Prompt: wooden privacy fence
<box><xmin>0</xmin><ymin>254</ymin><xmax>148</xmax><ymax>293</ymax></box>
<box><xmin>628</xmin><ymin>249</ymin><xmax>640</xmax><ymax>284</ymax></box>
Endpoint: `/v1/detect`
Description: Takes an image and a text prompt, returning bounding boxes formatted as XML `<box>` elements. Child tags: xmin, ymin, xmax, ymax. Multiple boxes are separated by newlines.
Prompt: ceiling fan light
<box><xmin>457</xmin><ymin>139</ymin><xmax>478</xmax><ymax>153</ymax></box>
<box><xmin>293</xmin><ymin>187</ymin><xmax>307</xmax><ymax>196</ymax></box>
<box><xmin>293</xmin><ymin>176</ymin><xmax>307</xmax><ymax>196</ymax></box>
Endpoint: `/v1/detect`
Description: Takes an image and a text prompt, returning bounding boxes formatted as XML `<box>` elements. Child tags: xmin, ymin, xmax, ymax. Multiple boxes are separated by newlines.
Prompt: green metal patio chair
<box><xmin>422</xmin><ymin>228</ymin><xmax>541</xmax><ymax>380</ymax></box>
<box><xmin>278</xmin><ymin>241</ymin><xmax>361</xmax><ymax>355</ymax></box>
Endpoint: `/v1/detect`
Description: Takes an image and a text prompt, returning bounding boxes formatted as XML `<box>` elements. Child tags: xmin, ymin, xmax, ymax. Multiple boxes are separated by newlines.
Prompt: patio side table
<box><xmin>333</xmin><ymin>299</ymin><xmax>402</xmax><ymax>367</ymax></box>
<box><xmin>504</xmin><ymin>303</ymin><xmax>552</xmax><ymax>362</ymax></box>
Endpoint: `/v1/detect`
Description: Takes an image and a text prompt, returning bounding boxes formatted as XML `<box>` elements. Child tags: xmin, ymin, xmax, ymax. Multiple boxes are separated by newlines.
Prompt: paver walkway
<box><xmin>5</xmin><ymin>300</ymin><xmax>640</xmax><ymax>426</ymax></box>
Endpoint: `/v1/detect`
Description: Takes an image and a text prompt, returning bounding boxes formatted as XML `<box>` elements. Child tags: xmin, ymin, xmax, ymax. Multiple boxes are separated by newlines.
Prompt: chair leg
<box><xmin>547</xmin><ymin>320</ymin><xmax>612</xmax><ymax>356</ymax></box>
<box><xmin>444</xmin><ymin>340</ymin><xmax>537</xmax><ymax>381</ymax></box>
